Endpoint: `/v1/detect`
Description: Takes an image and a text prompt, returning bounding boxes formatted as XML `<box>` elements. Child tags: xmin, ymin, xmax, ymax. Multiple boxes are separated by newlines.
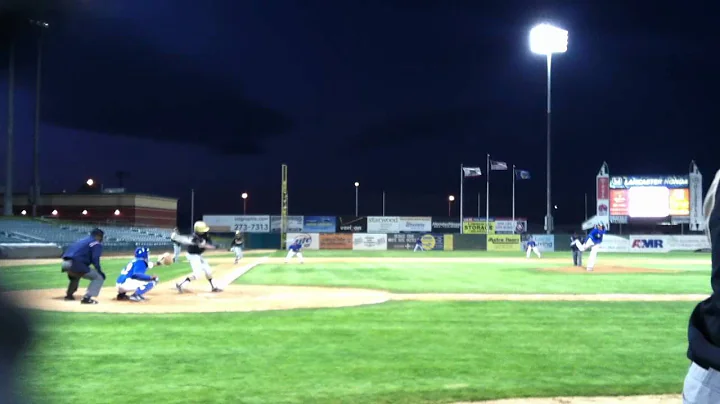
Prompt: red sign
<box><xmin>597</xmin><ymin>177</ymin><xmax>609</xmax><ymax>200</ymax></box>
<box><xmin>610</xmin><ymin>189</ymin><xmax>629</xmax><ymax>215</ymax></box>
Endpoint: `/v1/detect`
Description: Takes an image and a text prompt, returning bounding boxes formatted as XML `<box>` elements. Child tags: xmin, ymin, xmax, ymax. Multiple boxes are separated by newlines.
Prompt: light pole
<box><xmin>30</xmin><ymin>20</ymin><xmax>49</xmax><ymax>218</ymax></box>
<box><xmin>448</xmin><ymin>195</ymin><xmax>455</xmax><ymax>217</ymax></box>
<box><xmin>86</xmin><ymin>178</ymin><xmax>94</xmax><ymax>187</ymax></box>
<box><xmin>530</xmin><ymin>23</ymin><xmax>568</xmax><ymax>234</ymax></box>
<box><xmin>241</xmin><ymin>192</ymin><xmax>248</xmax><ymax>214</ymax></box>
<box><xmin>354</xmin><ymin>182</ymin><xmax>359</xmax><ymax>216</ymax></box>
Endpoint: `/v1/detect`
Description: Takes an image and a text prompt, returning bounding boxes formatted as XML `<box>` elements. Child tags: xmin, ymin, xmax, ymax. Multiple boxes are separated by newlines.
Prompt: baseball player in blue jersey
<box><xmin>285</xmin><ymin>238</ymin><xmax>305</xmax><ymax>263</ymax></box>
<box><xmin>526</xmin><ymin>237</ymin><xmax>541</xmax><ymax>258</ymax></box>
<box><xmin>572</xmin><ymin>224</ymin><xmax>605</xmax><ymax>271</ymax></box>
<box><xmin>413</xmin><ymin>237</ymin><xmax>425</xmax><ymax>252</ymax></box>
<box><xmin>116</xmin><ymin>247</ymin><xmax>159</xmax><ymax>302</ymax></box>
<box><xmin>60</xmin><ymin>228</ymin><xmax>106</xmax><ymax>304</ymax></box>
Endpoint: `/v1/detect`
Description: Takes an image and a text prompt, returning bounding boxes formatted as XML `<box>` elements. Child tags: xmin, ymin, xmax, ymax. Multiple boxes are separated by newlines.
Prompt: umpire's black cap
<box><xmin>90</xmin><ymin>228</ymin><xmax>104</xmax><ymax>239</ymax></box>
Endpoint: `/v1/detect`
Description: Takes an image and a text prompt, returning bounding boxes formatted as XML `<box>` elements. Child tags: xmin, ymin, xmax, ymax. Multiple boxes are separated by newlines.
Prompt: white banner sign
<box><xmin>397</xmin><ymin>217</ymin><xmax>431</xmax><ymax>232</ymax></box>
<box><xmin>352</xmin><ymin>233</ymin><xmax>388</xmax><ymax>251</ymax></box>
<box><xmin>689</xmin><ymin>169</ymin><xmax>704</xmax><ymax>231</ymax></box>
<box><xmin>495</xmin><ymin>220</ymin><xmax>527</xmax><ymax>234</ymax></box>
<box><xmin>202</xmin><ymin>215</ymin><xmax>270</xmax><ymax>233</ymax></box>
<box><xmin>367</xmin><ymin>217</ymin><xmax>400</xmax><ymax>233</ymax></box>
<box><xmin>286</xmin><ymin>233</ymin><xmax>320</xmax><ymax>250</ymax></box>
<box><xmin>270</xmin><ymin>216</ymin><xmax>304</xmax><ymax>232</ymax></box>
<box><xmin>629</xmin><ymin>234</ymin><xmax>709</xmax><ymax>253</ymax></box>
<box><xmin>599</xmin><ymin>234</ymin><xmax>630</xmax><ymax>253</ymax></box>
<box><xmin>525</xmin><ymin>235</ymin><xmax>555</xmax><ymax>252</ymax></box>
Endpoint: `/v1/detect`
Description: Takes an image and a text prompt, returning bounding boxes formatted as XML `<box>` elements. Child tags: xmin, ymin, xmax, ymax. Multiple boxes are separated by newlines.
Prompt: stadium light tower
<box><xmin>354</xmin><ymin>182</ymin><xmax>360</xmax><ymax>216</ymax></box>
<box><xmin>448</xmin><ymin>195</ymin><xmax>455</xmax><ymax>217</ymax></box>
<box><xmin>530</xmin><ymin>23</ymin><xmax>568</xmax><ymax>234</ymax></box>
<box><xmin>241</xmin><ymin>192</ymin><xmax>248</xmax><ymax>214</ymax></box>
<box><xmin>86</xmin><ymin>178</ymin><xmax>94</xmax><ymax>186</ymax></box>
<box><xmin>30</xmin><ymin>19</ymin><xmax>50</xmax><ymax>218</ymax></box>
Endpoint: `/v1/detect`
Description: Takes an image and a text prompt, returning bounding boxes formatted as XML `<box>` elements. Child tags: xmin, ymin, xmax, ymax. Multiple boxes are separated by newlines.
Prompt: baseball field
<box><xmin>0</xmin><ymin>250</ymin><xmax>709</xmax><ymax>403</ymax></box>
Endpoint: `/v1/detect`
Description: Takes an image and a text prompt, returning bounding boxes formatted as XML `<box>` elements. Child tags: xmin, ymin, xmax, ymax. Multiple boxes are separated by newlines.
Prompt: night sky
<box><xmin>0</xmin><ymin>0</ymin><xmax>717</xmax><ymax>227</ymax></box>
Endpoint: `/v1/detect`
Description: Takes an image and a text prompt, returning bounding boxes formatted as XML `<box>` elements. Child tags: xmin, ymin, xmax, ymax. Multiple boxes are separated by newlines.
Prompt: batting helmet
<box><xmin>194</xmin><ymin>221</ymin><xmax>210</xmax><ymax>234</ymax></box>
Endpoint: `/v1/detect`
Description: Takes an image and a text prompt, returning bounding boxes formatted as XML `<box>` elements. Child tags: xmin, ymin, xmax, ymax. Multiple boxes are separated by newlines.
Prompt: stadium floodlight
<box><xmin>529</xmin><ymin>23</ymin><xmax>568</xmax><ymax>234</ymax></box>
<box><xmin>448</xmin><ymin>195</ymin><xmax>455</xmax><ymax>216</ymax></box>
<box><xmin>448</xmin><ymin>195</ymin><xmax>455</xmax><ymax>201</ymax></box>
<box><xmin>86</xmin><ymin>178</ymin><xmax>94</xmax><ymax>186</ymax></box>
<box><xmin>354</xmin><ymin>182</ymin><xmax>360</xmax><ymax>216</ymax></box>
<box><xmin>114</xmin><ymin>209</ymin><xmax>121</xmax><ymax>216</ymax></box>
<box><xmin>82</xmin><ymin>210</ymin><xmax>88</xmax><ymax>215</ymax></box>
<box><xmin>241</xmin><ymin>193</ymin><xmax>248</xmax><ymax>214</ymax></box>
<box><xmin>51</xmin><ymin>209</ymin><xmax>58</xmax><ymax>216</ymax></box>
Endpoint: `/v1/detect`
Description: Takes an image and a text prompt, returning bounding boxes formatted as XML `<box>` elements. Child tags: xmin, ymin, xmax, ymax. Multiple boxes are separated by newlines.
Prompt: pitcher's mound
<box><xmin>540</xmin><ymin>266</ymin><xmax>674</xmax><ymax>274</ymax></box>
<box><xmin>0</xmin><ymin>285</ymin><xmax>391</xmax><ymax>314</ymax></box>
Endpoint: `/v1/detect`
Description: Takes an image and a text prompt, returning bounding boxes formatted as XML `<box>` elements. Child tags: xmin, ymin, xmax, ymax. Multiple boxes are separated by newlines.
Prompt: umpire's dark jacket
<box><xmin>688</xmin><ymin>188</ymin><xmax>720</xmax><ymax>370</ymax></box>
<box><xmin>570</xmin><ymin>235</ymin><xmax>581</xmax><ymax>252</ymax></box>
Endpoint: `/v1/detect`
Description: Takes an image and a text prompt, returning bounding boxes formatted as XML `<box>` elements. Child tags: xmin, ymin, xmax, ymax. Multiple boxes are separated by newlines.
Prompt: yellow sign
<box><xmin>462</xmin><ymin>221</ymin><xmax>496</xmax><ymax>234</ymax></box>
<box><xmin>443</xmin><ymin>234</ymin><xmax>454</xmax><ymax>251</ymax></box>
<box><xmin>487</xmin><ymin>235</ymin><xmax>521</xmax><ymax>251</ymax></box>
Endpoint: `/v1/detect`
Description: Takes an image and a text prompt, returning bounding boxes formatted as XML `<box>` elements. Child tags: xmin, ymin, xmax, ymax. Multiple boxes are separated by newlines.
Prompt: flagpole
<box><xmin>486</xmin><ymin>154</ymin><xmax>490</xmax><ymax>236</ymax></box>
<box><xmin>460</xmin><ymin>164</ymin><xmax>464</xmax><ymax>234</ymax></box>
<box><xmin>477</xmin><ymin>192</ymin><xmax>480</xmax><ymax>217</ymax></box>
<box><xmin>512</xmin><ymin>165</ymin><xmax>516</xmax><ymax>234</ymax></box>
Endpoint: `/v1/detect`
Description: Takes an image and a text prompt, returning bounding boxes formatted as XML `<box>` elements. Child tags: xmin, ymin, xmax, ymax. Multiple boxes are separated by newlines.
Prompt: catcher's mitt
<box><xmin>156</xmin><ymin>252</ymin><xmax>173</xmax><ymax>266</ymax></box>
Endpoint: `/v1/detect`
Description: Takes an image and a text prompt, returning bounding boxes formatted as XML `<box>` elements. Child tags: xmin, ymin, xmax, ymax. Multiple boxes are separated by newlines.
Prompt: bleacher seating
<box><xmin>0</xmin><ymin>219</ymin><xmax>173</xmax><ymax>251</ymax></box>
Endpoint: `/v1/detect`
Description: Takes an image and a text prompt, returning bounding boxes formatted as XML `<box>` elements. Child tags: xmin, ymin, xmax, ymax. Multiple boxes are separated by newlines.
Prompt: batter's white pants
<box><xmin>526</xmin><ymin>246</ymin><xmax>541</xmax><ymax>258</ymax></box>
<box><xmin>186</xmin><ymin>253</ymin><xmax>213</xmax><ymax>279</ymax></box>
<box><xmin>231</xmin><ymin>246</ymin><xmax>243</xmax><ymax>260</ymax></box>
<box><xmin>574</xmin><ymin>239</ymin><xmax>600</xmax><ymax>270</ymax></box>
<box><xmin>285</xmin><ymin>250</ymin><xmax>304</xmax><ymax>263</ymax></box>
<box><xmin>173</xmin><ymin>244</ymin><xmax>182</xmax><ymax>262</ymax></box>
<box><xmin>413</xmin><ymin>244</ymin><xmax>425</xmax><ymax>252</ymax></box>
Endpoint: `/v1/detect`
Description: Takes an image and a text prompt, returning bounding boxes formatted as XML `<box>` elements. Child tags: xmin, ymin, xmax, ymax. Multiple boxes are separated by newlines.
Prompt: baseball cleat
<box><xmin>80</xmin><ymin>297</ymin><xmax>98</xmax><ymax>304</ymax></box>
<box><xmin>116</xmin><ymin>293</ymin><xmax>129</xmax><ymax>301</ymax></box>
<box><xmin>586</xmin><ymin>267</ymin><xmax>593</xmax><ymax>272</ymax></box>
<box><xmin>175</xmin><ymin>283</ymin><xmax>184</xmax><ymax>293</ymax></box>
<box><xmin>129</xmin><ymin>294</ymin><xmax>143</xmax><ymax>302</ymax></box>
<box><xmin>211</xmin><ymin>287</ymin><xmax>223</xmax><ymax>293</ymax></box>
<box><xmin>64</xmin><ymin>295</ymin><xmax>75</xmax><ymax>301</ymax></box>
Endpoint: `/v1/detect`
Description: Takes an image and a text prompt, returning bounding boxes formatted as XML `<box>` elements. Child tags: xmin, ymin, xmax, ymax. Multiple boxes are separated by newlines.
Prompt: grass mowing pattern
<box><xmin>21</xmin><ymin>301</ymin><xmax>690</xmax><ymax>404</ymax></box>
<box><xmin>237</xmin><ymin>262</ymin><xmax>712</xmax><ymax>294</ymax></box>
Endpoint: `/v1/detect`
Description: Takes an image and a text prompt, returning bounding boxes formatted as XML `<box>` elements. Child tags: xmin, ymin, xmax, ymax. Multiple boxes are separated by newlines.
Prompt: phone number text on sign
<box><xmin>231</xmin><ymin>215</ymin><xmax>271</xmax><ymax>233</ymax></box>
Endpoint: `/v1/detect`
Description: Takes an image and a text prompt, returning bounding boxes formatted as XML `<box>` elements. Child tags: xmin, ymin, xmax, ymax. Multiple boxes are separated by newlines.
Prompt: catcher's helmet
<box><xmin>134</xmin><ymin>247</ymin><xmax>149</xmax><ymax>260</ymax></box>
<box><xmin>194</xmin><ymin>221</ymin><xmax>210</xmax><ymax>234</ymax></box>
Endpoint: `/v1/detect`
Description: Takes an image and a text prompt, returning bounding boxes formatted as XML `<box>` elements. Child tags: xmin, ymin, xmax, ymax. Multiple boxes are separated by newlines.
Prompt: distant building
<box><xmin>0</xmin><ymin>192</ymin><xmax>177</xmax><ymax>227</ymax></box>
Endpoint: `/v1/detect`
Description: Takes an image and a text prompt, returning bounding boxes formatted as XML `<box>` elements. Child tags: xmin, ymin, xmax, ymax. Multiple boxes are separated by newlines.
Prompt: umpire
<box><xmin>60</xmin><ymin>228</ymin><xmax>106</xmax><ymax>304</ymax></box>
<box><xmin>570</xmin><ymin>233</ymin><xmax>582</xmax><ymax>267</ymax></box>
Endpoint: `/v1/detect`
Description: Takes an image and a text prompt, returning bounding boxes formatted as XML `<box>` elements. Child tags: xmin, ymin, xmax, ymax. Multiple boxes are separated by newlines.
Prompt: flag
<box><xmin>490</xmin><ymin>160</ymin><xmax>508</xmax><ymax>170</ymax></box>
<box><xmin>462</xmin><ymin>167</ymin><xmax>482</xmax><ymax>177</ymax></box>
<box><xmin>515</xmin><ymin>169</ymin><xmax>531</xmax><ymax>180</ymax></box>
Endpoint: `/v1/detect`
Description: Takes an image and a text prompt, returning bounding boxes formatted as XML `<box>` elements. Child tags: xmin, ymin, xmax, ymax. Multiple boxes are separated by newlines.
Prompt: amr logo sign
<box><xmin>631</xmin><ymin>239</ymin><xmax>664</xmax><ymax>249</ymax></box>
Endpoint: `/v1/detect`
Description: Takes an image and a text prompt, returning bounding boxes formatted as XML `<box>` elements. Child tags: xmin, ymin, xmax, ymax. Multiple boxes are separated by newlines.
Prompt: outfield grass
<box><xmin>21</xmin><ymin>301</ymin><xmax>691</xmax><ymax>404</ymax></box>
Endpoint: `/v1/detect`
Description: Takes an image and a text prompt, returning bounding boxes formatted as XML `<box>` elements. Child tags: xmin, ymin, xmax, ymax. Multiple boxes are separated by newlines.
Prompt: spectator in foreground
<box><xmin>684</xmin><ymin>168</ymin><xmax>720</xmax><ymax>403</ymax></box>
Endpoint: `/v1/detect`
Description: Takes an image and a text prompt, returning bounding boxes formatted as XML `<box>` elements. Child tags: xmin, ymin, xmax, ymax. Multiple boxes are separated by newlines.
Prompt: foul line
<box><xmin>219</xmin><ymin>256</ymin><xmax>269</xmax><ymax>287</ymax></box>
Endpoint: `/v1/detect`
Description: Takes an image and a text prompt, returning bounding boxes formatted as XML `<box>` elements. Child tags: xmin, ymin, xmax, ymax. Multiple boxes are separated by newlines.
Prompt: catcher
<box><xmin>230</xmin><ymin>230</ymin><xmax>244</xmax><ymax>264</ymax></box>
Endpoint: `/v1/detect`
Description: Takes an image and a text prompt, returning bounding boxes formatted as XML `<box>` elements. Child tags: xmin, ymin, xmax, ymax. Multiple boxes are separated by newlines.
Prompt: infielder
<box><xmin>170</xmin><ymin>227</ymin><xmax>182</xmax><ymax>263</ymax></box>
<box><xmin>175</xmin><ymin>221</ymin><xmax>222</xmax><ymax>293</ymax></box>
<box><xmin>230</xmin><ymin>230</ymin><xmax>244</xmax><ymax>264</ymax></box>
<box><xmin>572</xmin><ymin>224</ymin><xmax>605</xmax><ymax>272</ymax></box>
<box><xmin>413</xmin><ymin>237</ymin><xmax>425</xmax><ymax>252</ymax></box>
<box><xmin>60</xmin><ymin>228</ymin><xmax>106</xmax><ymax>304</ymax></box>
<box><xmin>116</xmin><ymin>247</ymin><xmax>159</xmax><ymax>302</ymax></box>
<box><xmin>285</xmin><ymin>238</ymin><xmax>304</xmax><ymax>263</ymax></box>
<box><xmin>525</xmin><ymin>238</ymin><xmax>541</xmax><ymax>258</ymax></box>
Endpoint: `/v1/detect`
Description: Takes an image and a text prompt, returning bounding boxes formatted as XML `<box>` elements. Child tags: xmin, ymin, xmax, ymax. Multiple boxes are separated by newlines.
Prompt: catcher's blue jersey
<box><xmin>116</xmin><ymin>259</ymin><xmax>153</xmax><ymax>284</ymax></box>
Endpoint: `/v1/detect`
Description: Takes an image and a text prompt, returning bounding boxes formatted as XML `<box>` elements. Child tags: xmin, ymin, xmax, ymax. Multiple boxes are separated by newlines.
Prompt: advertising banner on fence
<box><xmin>487</xmin><ymin>235</ymin><xmax>521</xmax><ymax>251</ymax></box>
<box><xmin>367</xmin><ymin>217</ymin><xmax>400</xmax><ymax>233</ymax></box>
<box><xmin>462</xmin><ymin>219</ymin><xmax>496</xmax><ymax>234</ymax></box>
<box><xmin>352</xmin><ymin>233</ymin><xmax>388</xmax><ymax>251</ymax></box>
<box><xmin>600</xmin><ymin>235</ymin><xmax>630</xmax><ymax>252</ymax></box>
<box><xmin>396</xmin><ymin>217</ymin><xmax>432</xmax><ymax>232</ymax></box>
<box><xmin>494</xmin><ymin>219</ymin><xmax>527</xmax><ymax>234</ymax></box>
<box><xmin>524</xmin><ymin>235</ymin><xmax>555</xmax><ymax>252</ymax></box>
<box><xmin>319</xmin><ymin>233</ymin><xmax>353</xmax><ymax>249</ymax></box>
<box><xmin>386</xmin><ymin>233</ymin><xmax>445</xmax><ymax>250</ymax></box>
<box><xmin>628</xmin><ymin>235</ymin><xmax>710</xmax><ymax>253</ymax></box>
<box><xmin>336</xmin><ymin>217</ymin><xmax>367</xmax><ymax>233</ymax></box>
<box><xmin>302</xmin><ymin>216</ymin><xmax>337</xmax><ymax>233</ymax></box>
<box><xmin>431</xmin><ymin>218</ymin><xmax>461</xmax><ymax>233</ymax></box>
<box><xmin>202</xmin><ymin>215</ymin><xmax>270</xmax><ymax>233</ymax></box>
<box><xmin>666</xmin><ymin>235</ymin><xmax>710</xmax><ymax>251</ymax></box>
<box><xmin>286</xmin><ymin>233</ymin><xmax>320</xmax><ymax>249</ymax></box>
<box><xmin>270</xmin><ymin>216</ymin><xmax>304</xmax><ymax>233</ymax></box>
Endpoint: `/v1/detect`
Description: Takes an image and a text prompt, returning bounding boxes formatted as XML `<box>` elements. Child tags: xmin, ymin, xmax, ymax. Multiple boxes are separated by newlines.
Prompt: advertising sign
<box><xmin>302</xmin><ymin>216</ymin><xmax>337</xmax><ymax>233</ymax></box>
<box><xmin>202</xmin><ymin>215</ymin><xmax>270</xmax><ymax>233</ymax></box>
<box><xmin>352</xmin><ymin>234</ymin><xmax>388</xmax><ymax>251</ymax></box>
<box><xmin>367</xmin><ymin>216</ymin><xmax>400</xmax><ymax>233</ymax></box>
<box><xmin>336</xmin><ymin>216</ymin><xmax>367</xmax><ymax>233</ymax></box>
<box><xmin>397</xmin><ymin>217</ymin><xmax>432</xmax><ymax>232</ymax></box>
<box><xmin>689</xmin><ymin>167</ymin><xmax>704</xmax><ymax>231</ymax></box>
<box><xmin>629</xmin><ymin>235</ymin><xmax>669</xmax><ymax>253</ymax></box>
<box><xmin>597</xmin><ymin>174</ymin><xmax>610</xmax><ymax>218</ymax></box>
<box><xmin>286</xmin><ymin>233</ymin><xmax>320</xmax><ymax>250</ymax></box>
<box><xmin>495</xmin><ymin>219</ymin><xmax>527</xmax><ymax>234</ymax></box>
<box><xmin>386</xmin><ymin>233</ymin><xmax>445</xmax><ymax>250</ymax></box>
<box><xmin>598</xmin><ymin>235</ymin><xmax>630</xmax><ymax>252</ymax></box>
<box><xmin>431</xmin><ymin>218</ymin><xmax>461</xmax><ymax>234</ymax></box>
<box><xmin>610</xmin><ymin>189</ymin><xmax>629</xmax><ymax>216</ymax></box>
<box><xmin>524</xmin><ymin>235</ymin><xmax>555</xmax><ymax>252</ymax></box>
<box><xmin>609</xmin><ymin>175</ymin><xmax>689</xmax><ymax>189</ymax></box>
<box><xmin>487</xmin><ymin>235</ymin><xmax>521</xmax><ymax>251</ymax></box>
<box><xmin>667</xmin><ymin>235</ymin><xmax>710</xmax><ymax>251</ymax></box>
<box><xmin>319</xmin><ymin>233</ymin><xmax>353</xmax><ymax>249</ymax></box>
<box><xmin>462</xmin><ymin>220</ymin><xmax>496</xmax><ymax>234</ymax></box>
<box><xmin>270</xmin><ymin>216</ymin><xmax>304</xmax><ymax>233</ymax></box>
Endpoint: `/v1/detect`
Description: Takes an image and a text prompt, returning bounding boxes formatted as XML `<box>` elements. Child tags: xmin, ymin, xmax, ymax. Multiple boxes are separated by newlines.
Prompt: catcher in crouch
<box><xmin>175</xmin><ymin>221</ymin><xmax>222</xmax><ymax>293</ymax></box>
